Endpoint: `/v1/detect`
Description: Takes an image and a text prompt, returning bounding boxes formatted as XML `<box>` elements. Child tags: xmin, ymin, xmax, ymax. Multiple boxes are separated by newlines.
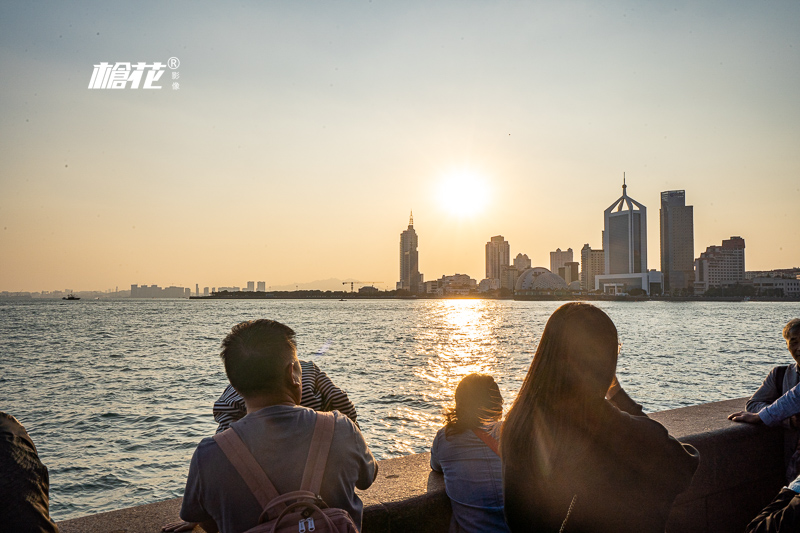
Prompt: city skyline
<box><xmin>1</xmin><ymin>2</ymin><xmax>799</xmax><ymax>292</ymax></box>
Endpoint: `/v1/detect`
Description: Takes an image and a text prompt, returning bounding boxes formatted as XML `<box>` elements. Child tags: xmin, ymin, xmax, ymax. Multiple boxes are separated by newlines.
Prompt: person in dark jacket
<box><xmin>746</xmin><ymin>474</ymin><xmax>800</xmax><ymax>533</ymax></box>
<box><xmin>501</xmin><ymin>302</ymin><xmax>699</xmax><ymax>533</ymax></box>
<box><xmin>0</xmin><ymin>412</ymin><xmax>59</xmax><ymax>533</ymax></box>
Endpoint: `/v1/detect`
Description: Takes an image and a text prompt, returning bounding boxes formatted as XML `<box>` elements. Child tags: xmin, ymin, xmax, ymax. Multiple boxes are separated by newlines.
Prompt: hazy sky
<box><xmin>1</xmin><ymin>1</ymin><xmax>798</xmax><ymax>292</ymax></box>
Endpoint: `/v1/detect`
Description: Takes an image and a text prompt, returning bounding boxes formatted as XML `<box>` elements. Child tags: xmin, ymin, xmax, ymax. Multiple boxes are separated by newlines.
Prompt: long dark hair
<box><xmin>501</xmin><ymin>303</ymin><xmax>618</xmax><ymax>473</ymax></box>
<box><xmin>444</xmin><ymin>373</ymin><xmax>503</xmax><ymax>437</ymax></box>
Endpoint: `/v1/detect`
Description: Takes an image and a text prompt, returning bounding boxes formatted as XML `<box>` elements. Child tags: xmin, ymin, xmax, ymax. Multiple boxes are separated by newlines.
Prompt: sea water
<box><xmin>0</xmin><ymin>298</ymin><xmax>796</xmax><ymax>520</ymax></box>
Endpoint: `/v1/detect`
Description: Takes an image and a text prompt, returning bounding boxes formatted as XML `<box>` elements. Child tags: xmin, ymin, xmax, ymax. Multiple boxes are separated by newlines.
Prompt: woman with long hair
<box><xmin>501</xmin><ymin>302</ymin><xmax>699</xmax><ymax>532</ymax></box>
<box><xmin>431</xmin><ymin>373</ymin><xmax>510</xmax><ymax>533</ymax></box>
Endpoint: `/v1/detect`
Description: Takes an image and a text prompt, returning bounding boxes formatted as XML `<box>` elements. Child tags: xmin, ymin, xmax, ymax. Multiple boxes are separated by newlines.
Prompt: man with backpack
<box><xmin>175</xmin><ymin>319</ymin><xmax>377</xmax><ymax>533</ymax></box>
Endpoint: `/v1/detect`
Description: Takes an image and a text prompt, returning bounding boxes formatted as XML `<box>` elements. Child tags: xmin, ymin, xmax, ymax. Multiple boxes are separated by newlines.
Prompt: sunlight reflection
<box><xmin>415</xmin><ymin>300</ymin><xmax>503</xmax><ymax>406</ymax></box>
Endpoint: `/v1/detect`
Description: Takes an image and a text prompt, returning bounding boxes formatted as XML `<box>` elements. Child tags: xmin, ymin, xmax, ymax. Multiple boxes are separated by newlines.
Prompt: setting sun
<box><xmin>437</xmin><ymin>169</ymin><xmax>490</xmax><ymax>217</ymax></box>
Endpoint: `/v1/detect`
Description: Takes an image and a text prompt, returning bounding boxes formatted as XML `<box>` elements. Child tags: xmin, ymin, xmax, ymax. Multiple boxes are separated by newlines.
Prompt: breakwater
<box><xmin>57</xmin><ymin>398</ymin><xmax>784</xmax><ymax>533</ymax></box>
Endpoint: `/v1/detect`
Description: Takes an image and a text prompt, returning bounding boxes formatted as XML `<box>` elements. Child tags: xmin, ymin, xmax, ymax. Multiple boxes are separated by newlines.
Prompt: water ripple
<box><xmin>1</xmin><ymin>298</ymin><xmax>795</xmax><ymax>521</ymax></box>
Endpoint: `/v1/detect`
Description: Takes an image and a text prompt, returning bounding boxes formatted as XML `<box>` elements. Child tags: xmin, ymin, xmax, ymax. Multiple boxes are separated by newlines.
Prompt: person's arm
<box><xmin>747</xmin><ymin>367</ymin><xmax>786</xmax><ymax>413</ymax></box>
<box><xmin>758</xmin><ymin>383</ymin><xmax>800</xmax><ymax>427</ymax></box>
<box><xmin>312</xmin><ymin>364</ymin><xmax>359</xmax><ymax>425</ymax></box>
<box><xmin>347</xmin><ymin>416</ymin><xmax>378</xmax><ymax>490</ymax></box>
<box><xmin>212</xmin><ymin>384</ymin><xmax>246</xmax><ymax>433</ymax></box>
<box><xmin>731</xmin><ymin>381</ymin><xmax>800</xmax><ymax>427</ymax></box>
<box><xmin>746</xmin><ymin>487</ymin><xmax>800</xmax><ymax>533</ymax></box>
<box><xmin>606</xmin><ymin>376</ymin><xmax>646</xmax><ymax>417</ymax></box>
<box><xmin>430</xmin><ymin>431</ymin><xmax>443</xmax><ymax>473</ymax></box>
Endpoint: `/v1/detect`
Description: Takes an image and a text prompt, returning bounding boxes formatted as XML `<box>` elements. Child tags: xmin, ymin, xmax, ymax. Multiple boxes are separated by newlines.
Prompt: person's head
<box><xmin>524</xmin><ymin>302</ymin><xmax>618</xmax><ymax>403</ymax></box>
<box><xmin>501</xmin><ymin>303</ymin><xmax>618</xmax><ymax>465</ymax></box>
<box><xmin>219</xmin><ymin>319</ymin><xmax>300</xmax><ymax>403</ymax></box>
<box><xmin>784</xmin><ymin>319</ymin><xmax>800</xmax><ymax>364</ymax></box>
<box><xmin>444</xmin><ymin>373</ymin><xmax>503</xmax><ymax>436</ymax></box>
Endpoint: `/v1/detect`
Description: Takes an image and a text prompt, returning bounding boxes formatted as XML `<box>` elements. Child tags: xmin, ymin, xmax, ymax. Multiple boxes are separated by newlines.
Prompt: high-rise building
<box><xmin>580</xmin><ymin>244</ymin><xmax>605</xmax><ymax>291</ymax></box>
<box><xmin>485</xmin><ymin>236</ymin><xmax>510</xmax><ymax>280</ymax></box>
<box><xmin>595</xmin><ymin>179</ymin><xmax>659</xmax><ymax>295</ymax></box>
<box><xmin>694</xmin><ymin>236</ymin><xmax>746</xmax><ymax>294</ymax></box>
<box><xmin>550</xmin><ymin>248</ymin><xmax>573</xmax><ymax>274</ymax></box>
<box><xmin>604</xmin><ymin>179</ymin><xmax>647</xmax><ymax>275</ymax></box>
<box><xmin>256</xmin><ymin>281</ymin><xmax>266</xmax><ymax>292</ymax></box>
<box><xmin>513</xmin><ymin>253</ymin><xmax>531</xmax><ymax>271</ymax></box>
<box><xmin>246</xmin><ymin>281</ymin><xmax>255</xmax><ymax>292</ymax></box>
<box><xmin>397</xmin><ymin>211</ymin><xmax>423</xmax><ymax>293</ymax></box>
<box><xmin>660</xmin><ymin>190</ymin><xmax>695</xmax><ymax>293</ymax></box>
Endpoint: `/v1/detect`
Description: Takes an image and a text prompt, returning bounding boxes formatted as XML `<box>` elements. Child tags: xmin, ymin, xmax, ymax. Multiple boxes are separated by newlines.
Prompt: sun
<box><xmin>437</xmin><ymin>169</ymin><xmax>490</xmax><ymax>217</ymax></box>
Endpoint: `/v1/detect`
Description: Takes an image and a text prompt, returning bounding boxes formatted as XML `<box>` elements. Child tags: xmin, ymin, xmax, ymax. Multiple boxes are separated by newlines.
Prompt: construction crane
<box><xmin>342</xmin><ymin>281</ymin><xmax>383</xmax><ymax>292</ymax></box>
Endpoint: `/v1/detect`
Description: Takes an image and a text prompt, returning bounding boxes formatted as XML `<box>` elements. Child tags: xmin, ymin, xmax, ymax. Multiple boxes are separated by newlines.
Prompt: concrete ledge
<box><xmin>58</xmin><ymin>397</ymin><xmax>783</xmax><ymax>533</ymax></box>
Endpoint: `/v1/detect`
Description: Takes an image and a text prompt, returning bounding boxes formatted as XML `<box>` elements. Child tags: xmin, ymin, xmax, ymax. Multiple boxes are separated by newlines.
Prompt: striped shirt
<box><xmin>213</xmin><ymin>360</ymin><xmax>358</xmax><ymax>433</ymax></box>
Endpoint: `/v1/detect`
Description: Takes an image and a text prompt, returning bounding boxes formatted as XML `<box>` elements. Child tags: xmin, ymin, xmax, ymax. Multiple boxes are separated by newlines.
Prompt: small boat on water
<box><xmin>62</xmin><ymin>294</ymin><xmax>80</xmax><ymax>300</ymax></box>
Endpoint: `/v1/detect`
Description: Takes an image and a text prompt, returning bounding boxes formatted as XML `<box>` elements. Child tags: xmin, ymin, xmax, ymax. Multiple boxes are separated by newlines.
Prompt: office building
<box><xmin>595</xmin><ymin>179</ymin><xmax>661</xmax><ymax>295</ymax></box>
<box><xmin>256</xmin><ymin>281</ymin><xmax>266</xmax><ymax>292</ymax></box>
<box><xmin>550</xmin><ymin>248</ymin><xmax>573</xmax><ymax>274</ymax></box>
<box><xmin>580</xmin><ymin>244</ymin><xmax>605</xmax><ymax>292</ymax></box>
<box><xmin>694</xmin><ymin>236</ymin><xmax>746</xmax><ymax>294</ymax></box>
<box><xmin>604</xmin><ymin>179</ymin><xmax>647</xmax><ymax>274</ymax></box>
<box><xmin>397</xmin><ymin>212</ymin><xmax>423</xmax><ymax>293</ymax></box>
<box><xmin>660</xmin><ymin>190</ymin><xmax>695</xmax><ymax>293</ymax></box>
<box><xmin>246</xmin><ymin>281</ymin><xmax>255</xmax><ymax>292</ymax></box>
<box><xmin>486</xmin><ymin>236</ymin><xmax>510</xmax><ymax>280</ymax></box>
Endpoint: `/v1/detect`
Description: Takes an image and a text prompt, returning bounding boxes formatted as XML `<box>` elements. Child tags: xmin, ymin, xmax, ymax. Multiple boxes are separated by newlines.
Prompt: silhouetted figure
<box><xmin>501</xmin><ymin>303</ymin><xmax>699</xmax><ymax>533</ymax></box>
<box><xmin>0</xmin><ymin>412</ymin><xmax>58</xmax><ymax>533</ymax></box>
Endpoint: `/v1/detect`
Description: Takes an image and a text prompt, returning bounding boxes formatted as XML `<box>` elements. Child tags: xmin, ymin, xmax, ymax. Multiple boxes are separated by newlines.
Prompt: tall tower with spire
<box><xmin>603</xmin><ymin>176</ymin><xmax>647</xmax><ymax>275</ymax></box>
<box><xmin>398</xmin><ymin>211</ymin><xmax>422</xmax><ymax>293</ymax></box>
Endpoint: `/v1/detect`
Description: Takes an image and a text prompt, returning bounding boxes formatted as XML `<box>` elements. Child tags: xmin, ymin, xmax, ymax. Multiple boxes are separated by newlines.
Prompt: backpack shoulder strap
<box><xmin>300</xmin><ymin>411</ymin><xmax>336</xmax><ymax>494</ymax></box>
<box><xmin>213</xmin><ymin>428</ymin><xmax>281</xmax><ymax>510</ymax></box>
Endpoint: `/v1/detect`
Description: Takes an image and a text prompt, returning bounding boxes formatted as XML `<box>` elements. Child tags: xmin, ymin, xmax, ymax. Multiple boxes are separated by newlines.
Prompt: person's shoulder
<box><xmin>604</xmin><ymin>401</ymin><xmax>668</xmax><ymax>438</ymax></box>
<box><xmin>300</xmin><ymin>360</ymin><xmax>319</xmax><ymax>372</ymax></box>
<box><xmin>330</xmin><ymin>409</ymin><xmax>360</xmax><ymax>432</ymax></box>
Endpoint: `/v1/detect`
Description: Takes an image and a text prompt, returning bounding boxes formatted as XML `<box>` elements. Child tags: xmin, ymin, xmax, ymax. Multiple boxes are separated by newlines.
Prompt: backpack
<box><xmin>213</xmin><ymin>411</ymin><xmax>358</xmax><ymax>533</ymax></box>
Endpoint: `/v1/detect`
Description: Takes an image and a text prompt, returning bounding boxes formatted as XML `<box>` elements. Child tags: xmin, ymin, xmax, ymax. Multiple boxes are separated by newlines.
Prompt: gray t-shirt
<box><xmin>181</xmin><ymin>405</ymin><xmax>377</xmax><ymax>532</ymax></box>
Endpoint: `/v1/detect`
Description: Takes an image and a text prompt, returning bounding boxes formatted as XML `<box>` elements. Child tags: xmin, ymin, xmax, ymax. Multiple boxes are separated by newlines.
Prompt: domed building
<box><xmin>514</xmin><ymin>267</ymin><xmax>568</xmax><ymax>294</ymax></box>
<box><xmin>568</xmin><ymin>280</ymin><xmax>582</xmax><ymax>292</ymax></box>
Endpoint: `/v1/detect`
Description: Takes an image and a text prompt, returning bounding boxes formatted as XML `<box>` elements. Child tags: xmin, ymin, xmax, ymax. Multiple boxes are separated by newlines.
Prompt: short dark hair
<box><xmin>220</xmin><ymin>319</ymin><xmax>297</xmax><ymax>396</ymax></box>
<box><xmin>784</xmin><ymin>319</ymin><xmax>800</xmax><ymax>340</ymax></box>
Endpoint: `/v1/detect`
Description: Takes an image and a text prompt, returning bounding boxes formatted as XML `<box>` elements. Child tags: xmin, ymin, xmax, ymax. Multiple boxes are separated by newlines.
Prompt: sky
<box><xmin>1</xmin><ymin>1</ymin><xmax>799</xmax><ymax>292</ymax></box>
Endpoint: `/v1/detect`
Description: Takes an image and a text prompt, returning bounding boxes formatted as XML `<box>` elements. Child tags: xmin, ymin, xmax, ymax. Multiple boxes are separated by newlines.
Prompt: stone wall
<box><xmin>58</xmin><ymin>397</ymin><xmax>786</xmax><ymax>533</ymax></box>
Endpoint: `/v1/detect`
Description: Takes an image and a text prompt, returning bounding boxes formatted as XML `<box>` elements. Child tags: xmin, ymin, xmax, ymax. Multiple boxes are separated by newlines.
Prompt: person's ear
<box><xmin>286</xmin><ymin>359</ymin><xmax>301</xmax><ymax>387</ymax></box>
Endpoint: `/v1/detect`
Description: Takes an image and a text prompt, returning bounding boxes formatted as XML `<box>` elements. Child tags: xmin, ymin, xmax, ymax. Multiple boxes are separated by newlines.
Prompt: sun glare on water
<box><xmin>437</xmin><ymin>169</ymin><xmax>490</xmax><ymax>217</ymax></box>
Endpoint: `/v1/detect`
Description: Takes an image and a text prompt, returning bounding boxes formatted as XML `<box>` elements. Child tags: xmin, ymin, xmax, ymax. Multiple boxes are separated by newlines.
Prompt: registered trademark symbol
<box><xmin>168</xmin><ymin>57</ymin><xmax>180</xmax><ymax>69</ymax></box>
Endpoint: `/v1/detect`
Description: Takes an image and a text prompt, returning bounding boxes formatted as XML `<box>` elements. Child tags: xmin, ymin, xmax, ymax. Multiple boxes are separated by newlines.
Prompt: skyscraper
<box><xmin>397</xmin><ymin>212</ymin><xmax>422</xmax><ymax>293</ymax></box>
<box><xmin>485</xmin><ymin>235</ymin><xmax>510</xmax><ymax>280</ymax></box>
<box><xmin>603</xmin><ymin>179</ymin><xmax>647</xmax><ymax>275</ymax></box>
<box><xmin>660</xmin><ymin>190</ymin><xmax>695</xmax><ymax>293</ymax></box>
<box><xmin>595</xmin><ymin>178</ymin><xmax>658</xmax><ymax>295</ymax></box>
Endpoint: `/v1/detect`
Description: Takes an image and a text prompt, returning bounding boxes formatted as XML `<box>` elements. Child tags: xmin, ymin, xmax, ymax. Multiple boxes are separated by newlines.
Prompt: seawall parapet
<box><xmin>58</xmin><ymin>397</ymin><xmax>784</xmax><ymax>533</ymax></box>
